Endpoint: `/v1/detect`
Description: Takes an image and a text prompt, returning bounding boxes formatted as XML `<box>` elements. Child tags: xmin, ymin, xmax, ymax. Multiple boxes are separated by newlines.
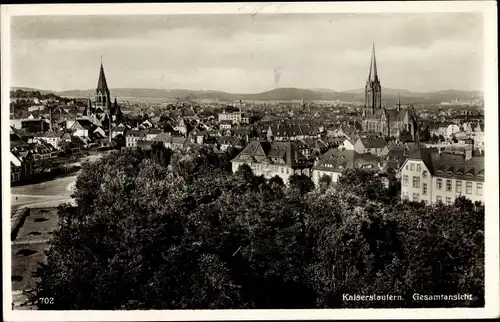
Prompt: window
<box><xmin>403</xmin><ymin>175</ymin><xmax>408</xmax><ymax>187</ymax></box>
<box><xmin>446</xmin><ymin>180</ymin><xmax>452</xmax><ymax>192</ymax></box>
<box><xmin>281</xmin><ymin>167</ymin><xmax>284</xmax><ymax>174</ymax></box>
<box><xmin>477</xmin><ymin>183</ymin><xmax>483</xmax><ymax>196</ymax></box>
<box><xmin>436</xmin><ymin>196</ymin><xmax>442</xmax><ymax>202</ymax></box>
<box><xmin>416</xmin><ymin>164</ymin><xmax>421</xmax><ymax>171</ymax></box>
<box><xmin>436</xmin><ymin>178</ymin><xmax>442</xmax><ymax>190</ymax></box>
<box><xmin>466</xmin><ymin>181</ymin><xmax>472</xmax><ymax>194</ymax></box>
<box><xmin>406</xmin><ymin>165</ymin><xmax>409</xmax><ymax>170</ymax></box>
<box><xmin>456</xmin><ymin>181</ymin><xmax>462</xmax><ymax>193</ymax></box>
<box><xmin>446</xmin><ymin>197</ymin><xmax>452</xmax><ymax>205</ymax></box>
<box><xmin>412</xmin><ymin>193</ymin><xmax>420</xmax><ymax>202</ymax></box>
<box><xmin>403</xmin><ymin>192</ymin><xmax>409</xmax><ymax>200</ymax></box>
<box><xmin>410</xmin><ymin>164</ymin><xmax>415</xmax><ymax>171</ymax></box>
<box><xmin>412</xmin><ymin>176</ymin><xmax>420</xmax><ymax>188</ymax></box>
<box><xmin>423</xmin><ymin>183</ymin><xmax>427</xmax><ymax>195</ymax></box>
<box><xmin>422</xmin><ymin>171</ymin><xmax>427</xmax><ymax>178</ymax></box>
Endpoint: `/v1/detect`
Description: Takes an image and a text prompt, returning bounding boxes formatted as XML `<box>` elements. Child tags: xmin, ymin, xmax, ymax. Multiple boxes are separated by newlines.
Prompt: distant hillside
<box><xmin>14</xmin><ymin>86</ymin><xmax>482</xmax><ymax>105</ymax></box>
<box><xmin>11</xmin><ymin>87</ymin><xmax>57</xmax><ymax>95</ymax></box>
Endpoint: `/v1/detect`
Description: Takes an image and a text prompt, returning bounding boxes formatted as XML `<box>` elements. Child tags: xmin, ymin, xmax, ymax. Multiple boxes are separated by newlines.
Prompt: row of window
<box><xmin>436</xmin><ymin>196</ymin><xmax>453</xmax><ymax>205</ymax></box>
<box><xmin>405</xmin><ymin>193</ymin><xmax>454</xmax><ymax>205</ymax></box>
<box><xmin>436</xmin><ymin>178</ymin><xmax>482</xmax><ymax>195</ymax></box>
<box><xmin>403</xmin><ymin>176</ymin><xmax>483</xmax><ymax>196</ymax></box>
<box><xmin>253</xmin><ymin>163</ymin><xmax>291</xmax><ymax>175</ymax></box>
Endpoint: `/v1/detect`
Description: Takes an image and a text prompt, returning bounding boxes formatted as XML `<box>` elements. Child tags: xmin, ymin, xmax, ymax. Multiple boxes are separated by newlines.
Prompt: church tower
<box><xmin>95</xmin><ymin>59</ymin><xmax>111</xmax><ymax>117</ymax></box>
<box><xmin>364</xmin><ymin>43</ymin><xmax>382</xmax><ymax>114</ymax></box>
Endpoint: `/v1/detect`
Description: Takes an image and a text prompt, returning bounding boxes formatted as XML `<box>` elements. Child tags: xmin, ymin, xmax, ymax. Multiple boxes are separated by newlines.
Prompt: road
<box><xmin>11</xmin><ymin>175</ymin><xmax>77</xmax><ymax>209</ymax></box>
<box><xmin>10</xmin><ymin>153</ymin><xmax>105</xmax><ymax>210</ymax></box>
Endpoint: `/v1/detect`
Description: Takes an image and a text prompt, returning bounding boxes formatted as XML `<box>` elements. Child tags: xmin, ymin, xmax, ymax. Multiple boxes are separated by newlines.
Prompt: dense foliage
<box><xmin>32</xmin><ymin>145</ymin><xmax>484</xmax><ymax>309</ymax></box>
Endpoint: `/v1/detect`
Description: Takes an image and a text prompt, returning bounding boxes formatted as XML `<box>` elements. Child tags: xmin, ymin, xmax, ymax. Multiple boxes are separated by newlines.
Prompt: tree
<box><xmin>31</xmin><ymin>146</ymin><xmax>484</xmax><ymax>309</ymax></box>
<box><xmin>399</xmin><ymin>129</ymin><xmax>413</xmax><ymax>143</ymax></box>
<box><xmin>151</xmin><ymin>142</ymin><xmax>172</xmax><ymax>167</ymax></box>
<box><xmin>111</xmin><ymin>134</ymin><xmax>126</xmax><ymax>150</ymax></box>
<box><xmin>318</xmin><ymin>174</ymin><xmax>332</xmax><ymax>193</ymax></box>
<box><xmin>288</xmin><ymin>174</ymin><xmax>315</xmax><ymax>194</ymax></box>
<box><xmin>335</xmin><ymin>168</ymin><xmax>389</xmax><ymax>203</ymax></box>
<box><xmin>419</xmin><ymin>126</ymin><xmax>431</xmax><ymax>142</ymax></box>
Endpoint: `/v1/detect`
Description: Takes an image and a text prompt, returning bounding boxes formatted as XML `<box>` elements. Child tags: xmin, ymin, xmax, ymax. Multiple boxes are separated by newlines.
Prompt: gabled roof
<box><xmin>313</xmin><ymin>148</ymin><xmax>380</xmax><ymax>172</ymax></box>
<box><xmin>232</xmin><ymin>140</ymin><xmax>308</xmax><ymax>167</ymax></box>
<box><xmin>96</xmin><ymin>62</ymin><xmax>110</xmax><ymax>96</ymax></box>
<box><xmin>72</xmin><ymin>119</ymin><xmax>93</xmax><ymax>130</ymax></box>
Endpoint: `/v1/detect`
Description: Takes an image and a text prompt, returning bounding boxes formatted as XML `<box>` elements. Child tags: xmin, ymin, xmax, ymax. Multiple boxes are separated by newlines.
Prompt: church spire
<box><xmin>397</xmin><ymin>93</ymin><xmax>401</xmax><ymax>111</ymax></box>
<box><xmin>368</xmin><ymin>43</ymin><xmax>379</xmax><ymax>82</ymax></box>
<box><xmin>364</xmin><ymin>43</ymin><xmax>382</xmax><ymax>110</ymax></box>
<box><xmin>97</xmin><ymin>59</ymin><xmax>110</xmax><ymax>96</ymax></box>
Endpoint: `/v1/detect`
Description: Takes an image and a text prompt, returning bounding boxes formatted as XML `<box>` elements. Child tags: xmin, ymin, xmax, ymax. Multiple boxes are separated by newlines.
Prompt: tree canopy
<box><xmin>32</xmin><ymin>146</ymin><xmax>484</xmax><ymax>309</ymax></box>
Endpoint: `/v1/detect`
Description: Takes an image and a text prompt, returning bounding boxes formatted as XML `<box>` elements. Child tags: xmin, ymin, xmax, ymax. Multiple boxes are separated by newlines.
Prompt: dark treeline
<box><xmin>32</xmin><ymin>142</ymin><xmax>484</xmax><ymax>309</ymax></box>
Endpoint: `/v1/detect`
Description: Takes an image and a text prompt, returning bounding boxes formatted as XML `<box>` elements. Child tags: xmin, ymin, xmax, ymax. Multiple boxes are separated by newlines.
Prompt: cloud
<box><xmin>10</xmin><ymin>13</ymin><xmax>484</xmax><ymax>92</ymax></box>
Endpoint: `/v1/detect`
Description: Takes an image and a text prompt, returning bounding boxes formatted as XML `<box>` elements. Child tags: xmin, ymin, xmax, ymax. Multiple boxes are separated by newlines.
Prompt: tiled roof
<box><xmin>171</xmin><ymin>136</ymin><xmax>187</xmax><ymax>145</ymax></box>
<box><xmin>153</xmin><ymin>132</ymin><xmax>172</xmax><ymax>142</ymax></box>
<box><xmin>359</xmin><ymin>137</ymin><xmax>387</xmax><ymax>149</ymax></box>
<box><xmin>232</xmin><ymin>140</ymin><xmax>309</xmax><ymax>167</ymax></box>
<box><xmin>406</xmin><ymin>148</ymin><xmax>484</xmax><ymax>182</ymax></box>
<box><xmin>268</xmin><ymin>123</ymin><xmax>319</xmax><ymax>137</ymax></box>
<box><xmin>313</xmin><ymin>148</ymin><xmax>380</xmax><ymax>172</ymax></box>
<box><xmin>126</xmin><ymin>130</ymin><xmax>147</xmax><ymax>137</ymax></box>
<box><xmin>112</xmin><ymin>126</ymin><xmax>126</xmax><ymax>132</ymax></box>
<box><xmin>147</xmin><ymin>128</ymin><xmax>162</xmax><ymax>135</ymax></box>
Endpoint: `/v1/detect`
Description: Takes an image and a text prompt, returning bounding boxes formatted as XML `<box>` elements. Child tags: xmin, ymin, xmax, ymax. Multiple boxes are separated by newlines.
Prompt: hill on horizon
<box><xmin>11</xmin><ymin>86</ymin><xmax>483</xmax><ymax>105</ymax></box>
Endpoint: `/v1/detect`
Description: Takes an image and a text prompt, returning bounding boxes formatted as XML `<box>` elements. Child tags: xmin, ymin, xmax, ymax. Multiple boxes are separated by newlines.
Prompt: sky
<box><xmin>10</xmin><ymin>13</ymin><xmax>484</xmax><ymax>93</ymax></box>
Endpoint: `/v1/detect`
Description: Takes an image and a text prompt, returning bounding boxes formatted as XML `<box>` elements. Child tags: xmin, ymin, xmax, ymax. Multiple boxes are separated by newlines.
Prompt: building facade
<box><xmin>361</xmin><ymin>44</ymin><xmax>419</xmax><ymax>139</ymax></box>
<box><xmin>231</xmin><ymin>140</ymin><xmax>313</xmax><ymax>183</ymax></box>
<box><xmin>399</xmin><ymin>141</ymin><xmax>484</xmax><ymax>204</ymax></box>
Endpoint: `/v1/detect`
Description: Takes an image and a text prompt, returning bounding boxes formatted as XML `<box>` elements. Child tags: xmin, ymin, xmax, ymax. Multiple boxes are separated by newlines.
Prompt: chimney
<box><xmin>465</xmin><ymin>137</ymin><xmax>474</xmax><ymax>161</ymax></box>
<box><xmin>49</xmin><ymin>105</ymin><xmax>53</xmax><ymax>131</ymax></box>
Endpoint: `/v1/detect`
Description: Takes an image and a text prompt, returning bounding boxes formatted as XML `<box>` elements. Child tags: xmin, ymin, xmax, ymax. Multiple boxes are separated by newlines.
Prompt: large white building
<box><xmin>400</xmin><ymin>139</ymin><xmax>484</xmax><ymax>204</ymax></box>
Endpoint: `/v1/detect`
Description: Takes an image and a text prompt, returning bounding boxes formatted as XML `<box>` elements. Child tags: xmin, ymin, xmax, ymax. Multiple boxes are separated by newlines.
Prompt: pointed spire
<box><xmin>368</xmin><ymin>43</ymin><xmax>379</xmax><ymax>82</ymax></box>
<box><xmin>97</xmin><ymin>58</ymin><xmax>110</xmax><ymax>95</ymax></box>
<box><xmin>397</xmin><ymin>93</ymin><xmax>401</xmax><ymax>111</ymax></box>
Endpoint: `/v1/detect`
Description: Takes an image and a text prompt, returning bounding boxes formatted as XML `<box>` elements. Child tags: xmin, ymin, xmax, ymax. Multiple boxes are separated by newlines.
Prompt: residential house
<box><xmin>231</xmin><ymin>140</ymin><xmax>313</xmax><ymax>183</ymax></box>
<box><xmin>33</xmin><ymin>131</ymin><xmax>61</xmax><ymax>149</ymax></box>
<box><xmin>342</xmin><ymin>139</ymin><xmax>356</xmax><ymax>151</ymax></box>
<box><xmin>399</xmin><ymin>139</ymin><xmax>484</xmax><ymax>204</ymax></box>
<box><xmin>220</xmin><ymin>120</ymin><xmax>232</xmax><ymax>130</ymax></box>
<box><xmin>10</xmin><ymin>151</ymin><xmax>34</xmax><ymax>183</ymax></box>
<box><xmin>146</xmin><ymin>128</ymin><xmax>162</xmax><ymax>141</ymax></box>
<box><xmin>353</xmin><ymin>137</ymin><xmax>387</xmax><ymax>156</ymax></box>
<box><xmin>311</xmin><ymin>148</ymin><xmax>381</xmax><ymax>186</ymax></box>
<box><xmin>125</xmin><ymin>130</ymin><xmax>147</xmax><ymax>148</ymax></box>
<box><xmin>266</xmin><ymin>123</ymin><xmax>319</xmax><ymax>141</ymax></box>
<box><xmin>218</xmin><ymin>136</ymin><xmax>245</xmax><ymax>151</ymax></box>
<box><xmin>111</xmin><ymin>126</ymin><xmax>128</xmax><ymax>139</ymax></box>
<box><xmin>70</xmin><ymin>118</ymin><xmax>94</xmax><ymax>138</ymax></box>
<box><xmin>21</xmin><ymin>118</ymin><xmax>51</xmax><ymax>133</ymax></box>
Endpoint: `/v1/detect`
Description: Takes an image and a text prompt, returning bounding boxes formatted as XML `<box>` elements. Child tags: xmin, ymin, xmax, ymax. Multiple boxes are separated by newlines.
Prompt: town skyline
<box><xmin>11</xmin><ymin>13</ymin><xmax>483</xmax><ymax>93</ymax></box>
